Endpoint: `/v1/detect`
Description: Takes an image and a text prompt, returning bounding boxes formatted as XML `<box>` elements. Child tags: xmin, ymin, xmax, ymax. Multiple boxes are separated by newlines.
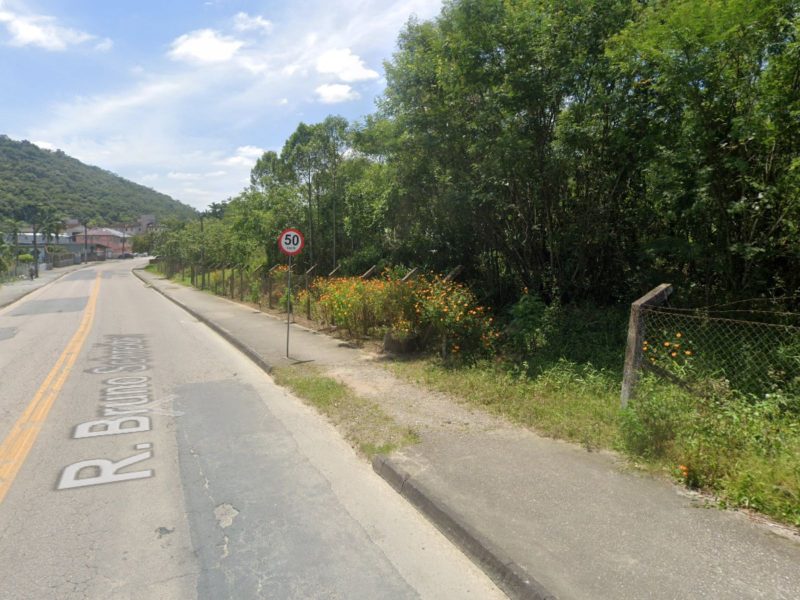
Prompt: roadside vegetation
<box><xmin>155</xmin><ymin>259</ymin><xmax>800</xmax><ymax>528</ymax></box>
<box><xmin>148</xmin><ymin>0</ymin><xmax>800</xmax><ymax>528</ymax></box>
<box><xmin>271</xmin><ymin>364</ymin><xmax>420</xmax><ymax>459</ymax></box>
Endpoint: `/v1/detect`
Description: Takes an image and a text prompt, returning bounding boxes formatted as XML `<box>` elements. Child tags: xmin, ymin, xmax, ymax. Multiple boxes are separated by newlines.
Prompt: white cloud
<box><xmin>168</xmin><ymin>29</ymin><xmax>243</xmax><ymax>64</ymax></box>
<box><xmin>0</xmin><ymin>6</ymin><xmax>95</xmax><ymax>51</ymax></box>
<box><xmin>282</xmin><ymin>64</ymin><xmax>302</xmax><ymax>76</ymax></box>
<box><xmin>315</xmin><ymin>83</ymin><xmax>359</xmax><ymax>104</ymax></box>
<box><xmin>238</xmin><ymin>55</ymin><xmax>268</xmax><ymax>74</ymax></box>
<box><xmin>167</xmin><ymin>171</ymin><xmax>202</xmax><ymax>181</ymax></box>
<box><xmin>233</xmin><ymin>12</ymin><xmax>272</xmax><ymax>34</ymax></box>
<box><xmin>32</xmin><ymin>140</ymin><xmax>55</xmax><ymax>151</ymax></box>
<box><xmin>316</xmin><ymin>48</ymin><xmax>379</xmax><ymax>82</ymax></box>
<box><xmin>15</xmin><ymin>0</ymin><xmax>446</xmax><ymax>209</ymax></box>
<box><xmin>237</xmin><ymin>145</ymin><xmax>265</xmax><ymax>158</ymax></box>
<box><xmin>64</xmin><ymin>81</ymin><xmax>184</xmax><ymax>125</ymax></box>
<box><xmin>168</xmin><ymin>170</ymin><xmax>227</xmax><ymax>180</ymax></box>
<box><xmin>94</xmin><ymin>38</ymin><xmax>113</xmax><ymax>52</ymax></box>
<box><xmin>221</xmin><ymin>145</ymin><xmax>265</xmax><ymax>167</ymax></box>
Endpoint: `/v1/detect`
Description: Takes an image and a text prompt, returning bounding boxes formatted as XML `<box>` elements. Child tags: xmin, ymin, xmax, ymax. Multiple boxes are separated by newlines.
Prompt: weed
<box><xmin>272</xmin><ymin>365</ymin><xmax>420</xmax><ymax>459</ymax></box>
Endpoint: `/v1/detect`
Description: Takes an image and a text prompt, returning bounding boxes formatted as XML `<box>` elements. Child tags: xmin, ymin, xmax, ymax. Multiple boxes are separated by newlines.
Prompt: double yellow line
<box><xmin>0</xmin><ymin>272</ymin><xmax>101</xmax><ymax>503</ymax></box>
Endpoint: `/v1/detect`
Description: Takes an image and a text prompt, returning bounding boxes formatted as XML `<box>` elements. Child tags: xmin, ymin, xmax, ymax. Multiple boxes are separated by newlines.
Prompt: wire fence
<box><xmin>159</xmin><ymin>260</ymin><xmax>386</xmax><ymax>320</ymax></box>
<box><xmin>640</xmin><ymin>303</ymin><xmax>800</xmax><ymax>399</ymax></box>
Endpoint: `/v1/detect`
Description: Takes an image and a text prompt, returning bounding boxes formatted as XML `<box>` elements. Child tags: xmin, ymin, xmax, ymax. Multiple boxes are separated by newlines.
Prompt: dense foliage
<box><xmin>155</xmin><ymin>0</ymin><xmax>799</xmax><ymax>309</ymax></box>
<box><xmin>0</xmin><ymin>135</ymin><xmax>196</xmax><ymax>223</ymax></box>
<box><xmin>150</xmin><ymin>0</ymin><xmax>800</xmax><ymax>527</ymax></box>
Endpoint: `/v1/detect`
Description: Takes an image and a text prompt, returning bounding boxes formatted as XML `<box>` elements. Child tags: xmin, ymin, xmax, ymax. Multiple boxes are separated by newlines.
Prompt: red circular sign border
<box><xmin>278</xmin><ymin>228</ymin><xmax>305</xmax><ymax>256</ymax></box>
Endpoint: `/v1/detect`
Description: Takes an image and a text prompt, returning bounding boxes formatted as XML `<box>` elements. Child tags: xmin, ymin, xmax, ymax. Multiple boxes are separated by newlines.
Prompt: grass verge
<box><xmin>272</xmin><ymin>364</ymin><xmax>419</xmax><ymax>458</ymax></box>
<box><xmin>389</xmin><ymin>357</ymin><xmax>800</xmax><ymax>528</ymax></box>
<box><xmin>153</xmin><ymin>265</ymin><xmax>799</xmax><ymax>528</ymax></box>
<box><xmin>390</xmin><ymin>358</ymin><xmax>621</xmax><ymax>451</ymax></box>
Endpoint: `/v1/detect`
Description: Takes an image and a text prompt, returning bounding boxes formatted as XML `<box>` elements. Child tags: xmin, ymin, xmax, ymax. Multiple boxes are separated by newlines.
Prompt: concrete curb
<box><xmin>372</xmin><ymin>454</ymin><xmax>557</xmax><ymax>600</ymax></box>
<box><xmin>133</xmin><ymin>268</ymin><xmax>275</xmax><ymax>375</ymax></box>
<box><xmin>135</xmin><ymin>268</ymin><xmax>556</xmax><ymax>599</ymax></box>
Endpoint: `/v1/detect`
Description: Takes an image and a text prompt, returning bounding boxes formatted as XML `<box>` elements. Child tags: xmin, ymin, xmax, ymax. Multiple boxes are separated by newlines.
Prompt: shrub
<box><xmin>413</xmin><ymin>275</ymin><xmax>497</xmax><ymax>359</ymax></box>
<box><xmin>505</xmin><ymin>291</ymin><xmax>560</xmax><ymax>357</ymax></box>
<box><xmin>311</xmin><ymin>275</ymin><xmax>412</xmax><ymax>336</ymax></box>
<box><xmin>619</xmin><ymin>380</ymin><xmax>695</xmax><ymax>459</ymax></box>
<box><xmin>307</xmin><ymin>271</ymin><xmax>497</xmax><ymax>356</ymax></box>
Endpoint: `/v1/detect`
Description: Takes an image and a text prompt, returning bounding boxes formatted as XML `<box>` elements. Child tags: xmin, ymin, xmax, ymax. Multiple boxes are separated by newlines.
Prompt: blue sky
<box><xmin>0</xmin><ymin>0</ymin><xmax>443</xmax><ymax>210</ymax></box>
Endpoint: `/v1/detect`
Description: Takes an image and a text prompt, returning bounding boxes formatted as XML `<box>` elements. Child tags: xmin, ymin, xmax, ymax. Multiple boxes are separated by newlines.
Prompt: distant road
<box><xmin>0</xmin><ymin>260</ymin><xmax>505</xmax><ymax>599</ymax></box>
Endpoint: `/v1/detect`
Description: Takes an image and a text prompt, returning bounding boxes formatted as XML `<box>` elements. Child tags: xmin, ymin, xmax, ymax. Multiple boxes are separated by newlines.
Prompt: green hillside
<box><xmin>0</xmin><ymin>135</ymin><xmax>196</xmax><ymax>222</ymax></box>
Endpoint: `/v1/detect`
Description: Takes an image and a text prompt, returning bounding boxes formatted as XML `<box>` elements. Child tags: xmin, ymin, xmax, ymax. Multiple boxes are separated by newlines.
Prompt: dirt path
<box><xmin>244</xmin><ymin>297</ymin><xmax>511</xmax><ymax>437</ymax></box>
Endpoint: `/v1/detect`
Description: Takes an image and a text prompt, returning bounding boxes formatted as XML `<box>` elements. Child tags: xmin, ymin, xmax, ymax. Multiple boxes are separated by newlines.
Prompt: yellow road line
<box><xmin>0</xmin><ymin>272</ymin><xmax>101</xmax><ymax>503</ymax></box>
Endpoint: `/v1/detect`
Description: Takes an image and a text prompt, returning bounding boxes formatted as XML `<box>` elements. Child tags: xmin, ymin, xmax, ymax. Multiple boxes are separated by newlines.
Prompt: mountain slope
<box><xmin>0</xmin><ymin>135</ymin><xmax>196</xmax><ymax>222</ymax></box>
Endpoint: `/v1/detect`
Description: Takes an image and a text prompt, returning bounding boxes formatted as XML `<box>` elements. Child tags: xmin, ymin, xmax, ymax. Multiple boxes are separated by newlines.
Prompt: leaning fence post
<box><xmin>621</xmin><ymin>283</ymin><xmax>673</xmax><ymax>408</ymax></box>
<box><xmin>401</xmin><ymin>267</ymin><xmax>419</xmax><ymax>282</ymax></box>
<box><xmin>305</xmin><ymin>264</ymin><xmax>317</xmax><ymax>319</ymax></box>
<box><xmin>444</xmin><ymin>265</ymin><xmax>463</xmax><ymax>282</ymax></box>
<box><xmin>267</xmin><ymin>264</ymin><xmax>280</xmax><ymax>309</ymax></box>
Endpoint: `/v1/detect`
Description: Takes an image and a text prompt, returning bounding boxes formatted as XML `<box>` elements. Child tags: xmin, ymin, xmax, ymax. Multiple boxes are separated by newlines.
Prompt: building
<box><xmin>72</xmin><ymin>227</ymin><xmax>131</xmax><ymax>257</ymax></box>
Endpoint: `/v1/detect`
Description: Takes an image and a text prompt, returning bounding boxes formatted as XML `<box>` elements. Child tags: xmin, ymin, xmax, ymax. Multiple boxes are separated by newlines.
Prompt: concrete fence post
<box><xmin>401</xmin><ymin>267</ymin><xmax>419</xmax><ymax>282</ymax></box>
<box><xmin>360</xmin><ymin>265</ymin><xmax>378</xmax><ymax>279</ymax></box>
<box><xmin>267</xmin><ymin>264</ymin><xmax>280</xmax><ymax>309</ymax></box>
<box><xmin>305</xmin><ymin>264</ymin><xmax>317</xmax><ymax>319</ymax></box>
<box><xmin>621</xmin><ymin>283</ymin><xmax>673</xmax><ymax>408</ymax></box>
<box><xmin>444</xmin><ymin>265</ymin><xmax>463</xmax><ymax>282</ymax></box>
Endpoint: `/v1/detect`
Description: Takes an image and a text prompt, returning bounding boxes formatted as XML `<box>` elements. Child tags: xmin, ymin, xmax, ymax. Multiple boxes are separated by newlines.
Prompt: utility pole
<box><xmin>200</xmin><ymin>213</ymin><xmax>206</xmax><ymax>290</ymax></box>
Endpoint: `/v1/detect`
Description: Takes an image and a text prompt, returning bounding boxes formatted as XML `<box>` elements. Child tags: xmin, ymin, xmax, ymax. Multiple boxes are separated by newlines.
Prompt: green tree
<box><xmin>14</xmin><ymin>200</ymin><xmax>54</xmax><ymax>276</ymax></box>
<box><xmin>608</xmin><ymin>0</ymin><xmax>800</xmax><ymax>300</ymax></box>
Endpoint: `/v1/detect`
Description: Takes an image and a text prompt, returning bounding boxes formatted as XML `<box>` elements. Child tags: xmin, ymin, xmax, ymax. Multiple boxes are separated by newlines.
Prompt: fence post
<box><xmin>401</xmin><ymin>267</ymin><xmax>419</xmax><ymax>282</ymax></box>
<box><xmin>360</xmin><ymin>265</ymin><xmax>378</xmax><ymax>279</ymax></box>
<box><xmin>621</xmin><ymin>283</ymin><xmax>673</xmax><ymax>408</ymax></box>
<box><xmin>305</xmin><ymin>264</ymin><xmax>317</xmax><ymax>319</ymax></box>
<box><xmin>259</xmin><ymin>269</ymin><xmax>267</xmax><ymax>309</ymax></box>
<box><xmin>444</xmin><ymin>265</ymin><xmax>463</xmax><ymax>282</ymax></box>
<box><xmin>268</xmin><ymin>264</ymin><xmax>280</xmax><ymax>309</ymax></box>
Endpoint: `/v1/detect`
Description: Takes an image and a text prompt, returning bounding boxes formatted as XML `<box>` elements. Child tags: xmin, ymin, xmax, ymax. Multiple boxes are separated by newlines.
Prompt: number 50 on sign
<box><xmin>278</xmin><ymin>228</ymin><xmax>304</xmax><ymax>256</ymax></box>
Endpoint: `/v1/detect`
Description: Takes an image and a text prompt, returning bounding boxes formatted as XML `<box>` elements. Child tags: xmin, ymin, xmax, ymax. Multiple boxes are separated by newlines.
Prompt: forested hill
<box><xmin>0</xmin><ymin>135</ymin><xmax>195</xmax><ymax>222</ymax></box>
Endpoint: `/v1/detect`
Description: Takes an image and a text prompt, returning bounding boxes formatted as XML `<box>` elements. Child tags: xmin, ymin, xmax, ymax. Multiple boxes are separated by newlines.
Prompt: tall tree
<box><xmin>608</xmin><ymin>0</ymin><xmax>800</xmax><ymax>299</ymax></box>
<box><xmin>14</xmin><ymin>200</ymin><xmax>53</xmax><ymax>276</ymax></box>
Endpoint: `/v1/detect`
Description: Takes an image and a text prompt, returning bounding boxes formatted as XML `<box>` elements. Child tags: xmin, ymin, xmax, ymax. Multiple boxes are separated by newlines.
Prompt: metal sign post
<box><xmin>278</xmin><ymin>228</ymin><xmax>305</xmax><ymax>359</ymax></box>
<box><xmin>286</xmin><ymin>255</ymin><xmax>292</xmax><ymax>357</ymax></box>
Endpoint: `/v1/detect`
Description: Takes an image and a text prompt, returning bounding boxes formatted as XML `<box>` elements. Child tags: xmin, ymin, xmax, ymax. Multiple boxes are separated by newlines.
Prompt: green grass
<box><xmin>391</xmin><ymin>358</ymin><xmax>621</xmax><ymax>450</ymax></box>
<box><xmin>153</xmin><ymin>265</ymin><xmax>800</xmax><ymax>527</ymax></box>
<box><xmin>390</xmin><ymin>356</ymin><xmax>800</xmax><ymax>528</ymax></box>
<box><xmin>272</xmin><ymin>364</ymin><xmax>420</xmax><ymax>458</ymax></box>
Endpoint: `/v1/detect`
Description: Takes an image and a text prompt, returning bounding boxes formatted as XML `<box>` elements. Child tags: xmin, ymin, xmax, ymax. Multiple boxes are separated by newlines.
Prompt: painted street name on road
<box><xmin>58</xmin><ymin>335</ymin><xmax>156</xmax><ymax>490</ymax></box>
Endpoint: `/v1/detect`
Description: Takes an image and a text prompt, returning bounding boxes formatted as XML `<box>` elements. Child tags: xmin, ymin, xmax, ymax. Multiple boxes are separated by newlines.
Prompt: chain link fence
<box><xmin>639</xmin><ymin>302</ymin><xmax>800</xmax><ymax>400</ymax></box>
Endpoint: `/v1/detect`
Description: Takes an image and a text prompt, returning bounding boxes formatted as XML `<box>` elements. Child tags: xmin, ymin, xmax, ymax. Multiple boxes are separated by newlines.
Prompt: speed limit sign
<box><xmin>278</xmin><ymin>228</ymin><xmax>304</xmax><ymax>256</ymax></box>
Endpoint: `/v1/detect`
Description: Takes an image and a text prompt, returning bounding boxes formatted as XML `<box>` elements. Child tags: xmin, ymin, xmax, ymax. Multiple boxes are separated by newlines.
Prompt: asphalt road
<box><xmin>0</xmin><ymin>260</ymin><xmax>505</xmax><ymax>599</ymax></box>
